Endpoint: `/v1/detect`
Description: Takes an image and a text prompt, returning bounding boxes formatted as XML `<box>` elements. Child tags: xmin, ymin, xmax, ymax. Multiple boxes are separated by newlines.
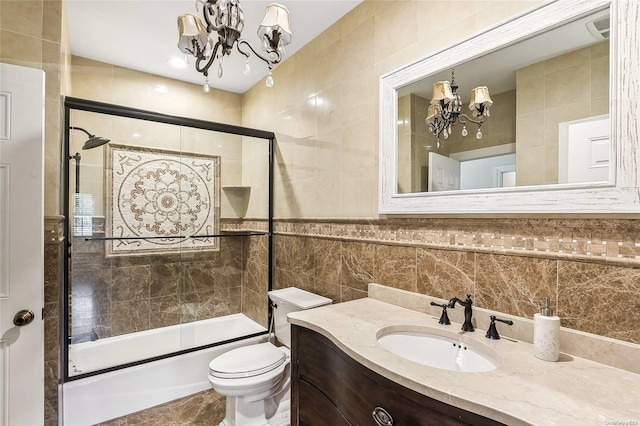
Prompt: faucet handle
<box><xmin>430</xmin><ymin>302</ymin><xmax>451</xmax><ymax>325</ymax></box>
<box><xmin>485</xmin><ymin>315</ymin><xmax>514</xmax><ymax>340</ymax></box>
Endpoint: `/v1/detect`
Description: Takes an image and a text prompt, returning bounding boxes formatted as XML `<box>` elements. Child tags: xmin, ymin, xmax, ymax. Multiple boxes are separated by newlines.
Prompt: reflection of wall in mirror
<box><xmin>515</xmin><ymin>41</ymin><xmax>609</xmax><ymax>186</ymax></box>
<box><xmin>398</xmin><ymin>90</ymin><xmax>516</xmax><ymax>193</ymax></box>
<box><xmin>397</xmin><ymin>95</ymin><xmax>412</xmax><ymax>193</ymax></box>
<box><xmin>397</xmin><ymin>94</ymin><xmax>441</xmax><ymax>193</ymax></box>
<box><xmin>446</xmin><ymin>90</ymin><xmax>516</xmax><ymax>155</ymax></box>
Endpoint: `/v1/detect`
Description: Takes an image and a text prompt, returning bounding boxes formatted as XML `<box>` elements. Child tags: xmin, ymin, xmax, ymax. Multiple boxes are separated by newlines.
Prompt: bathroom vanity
<box><xmin>291</xmin><ymin>325</ymin><xmax>501</xmax><ymax>425</ymax></box>
<box><xmin>288</xmin><ymin>290</ymin><xmax>640</xmax><ymax>425</ymax></box>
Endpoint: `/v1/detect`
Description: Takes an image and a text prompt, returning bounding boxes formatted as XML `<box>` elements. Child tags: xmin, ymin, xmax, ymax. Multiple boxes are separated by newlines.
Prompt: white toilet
<box><xmin>208</xmin><ymin>287</ymin><xmax>332</xmax><ymax>426</ymax></box>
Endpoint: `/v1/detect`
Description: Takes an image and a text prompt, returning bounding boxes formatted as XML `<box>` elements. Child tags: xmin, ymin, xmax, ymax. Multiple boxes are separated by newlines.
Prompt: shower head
<box><xmin>70</xmin><ymin>127</ymin><xmax>111</xmax><ymax>150</ymax></box>
<box><xmin>82</xmin><ymin>135</ymin><xmax>111</xmax><ymax>150</ymax></box>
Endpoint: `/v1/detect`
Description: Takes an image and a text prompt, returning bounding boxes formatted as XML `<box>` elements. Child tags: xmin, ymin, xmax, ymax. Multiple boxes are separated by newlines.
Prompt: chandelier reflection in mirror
<box><xmin>425</xmin><ymin>69</ymin><xmax>493</xmax><ymax>147</ymax></box>
<box><xmin>177</xmin><ymin>0</ymin><xmax>291</xmax><ymax>93</ymax></box>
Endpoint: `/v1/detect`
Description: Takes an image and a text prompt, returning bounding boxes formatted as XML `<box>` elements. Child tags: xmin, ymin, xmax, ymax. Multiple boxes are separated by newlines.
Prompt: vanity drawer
<box><xmin>298</xmin><ymin>379</ymin><xmax>352</xmax><ymax>426</ymax></box>
<box><xmin>292</xmin><ymin>325</ymin><xmax>503</xmax><ymax>426</ymax></box>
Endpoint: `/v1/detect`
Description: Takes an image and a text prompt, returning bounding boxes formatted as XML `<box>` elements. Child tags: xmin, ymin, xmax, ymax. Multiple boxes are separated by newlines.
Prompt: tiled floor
<box><xmin>97</xmin><ymin>389</ymin><xmax>225</xmax><ymax>425</ymax></box>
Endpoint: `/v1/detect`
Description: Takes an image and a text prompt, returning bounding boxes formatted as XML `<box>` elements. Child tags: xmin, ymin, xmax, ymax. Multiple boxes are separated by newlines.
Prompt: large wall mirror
<box><xmin>379</xmin><ymin>0</ymin><xmax>639</xmax><ymax>215</ymax></box>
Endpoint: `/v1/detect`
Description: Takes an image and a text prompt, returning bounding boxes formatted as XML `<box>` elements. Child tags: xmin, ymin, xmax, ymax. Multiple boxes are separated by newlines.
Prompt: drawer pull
<box><xmin>372</xmin><ymin>406</ymin><xmax>393</xmax><ymax>426</ymax></box>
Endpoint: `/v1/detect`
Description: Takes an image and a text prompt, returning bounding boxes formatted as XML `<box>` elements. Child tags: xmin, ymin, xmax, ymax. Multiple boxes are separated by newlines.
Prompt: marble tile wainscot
<box><xmin>273</xmin><ymin>218</ymin><xmax>640</xmax><ymax>345</ymax></box>
<box><xmin>44</xmin><ymin>216</ymin><xmax>65</xmax><ymax>426</ymax></box>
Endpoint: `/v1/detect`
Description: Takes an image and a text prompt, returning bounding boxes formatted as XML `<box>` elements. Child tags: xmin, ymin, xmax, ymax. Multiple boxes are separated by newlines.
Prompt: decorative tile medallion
<box><xmin>106</xmin><ymin>144</ymin><xmax>220</xmax><ymax>256</ymax></box>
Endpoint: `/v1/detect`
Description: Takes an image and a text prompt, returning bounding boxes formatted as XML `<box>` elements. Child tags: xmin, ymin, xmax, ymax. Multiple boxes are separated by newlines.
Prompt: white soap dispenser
<box><xmin>533</xmin><ymin>297</ymin><xmax>561</xmax><ymax>361</ymax></box>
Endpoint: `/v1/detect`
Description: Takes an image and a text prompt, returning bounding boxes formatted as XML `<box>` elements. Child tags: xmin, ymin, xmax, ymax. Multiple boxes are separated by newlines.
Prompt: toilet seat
<box><xmin>209</xmin><ymin>342</ymin><xmax>286</xmax><ymax>379</ymax></box>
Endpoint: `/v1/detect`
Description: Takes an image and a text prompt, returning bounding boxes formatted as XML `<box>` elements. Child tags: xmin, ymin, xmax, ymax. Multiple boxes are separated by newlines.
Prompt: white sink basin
<box><xmin>377</xmin><ymin>329</ymin><xmax>499</xmax><ymax>372</ymax></box>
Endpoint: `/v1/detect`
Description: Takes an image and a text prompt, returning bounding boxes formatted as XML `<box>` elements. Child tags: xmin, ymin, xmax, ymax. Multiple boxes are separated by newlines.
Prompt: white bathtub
<box><xmin>63</xmin><ymin>313</ymin><xmax>267</xmax><ymax>426</ymax></box>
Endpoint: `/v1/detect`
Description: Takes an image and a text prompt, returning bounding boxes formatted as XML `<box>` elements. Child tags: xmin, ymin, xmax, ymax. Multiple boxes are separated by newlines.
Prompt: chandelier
<box><xmin>177</xmin><ymin>0</ymin><xmax>292</xmax><ymax>93</ymax></box>
<box><xmin>425</xmin><ymin>69</ymin><xmax>493</xmax><ymax>146</ymax></box>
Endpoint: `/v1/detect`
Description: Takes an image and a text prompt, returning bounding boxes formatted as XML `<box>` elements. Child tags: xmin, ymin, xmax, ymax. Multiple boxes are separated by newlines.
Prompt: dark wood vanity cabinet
<box><xmin>291</xmin><ymin>325</ymin><xmax>504</xmax><ymax>426</ymax></box>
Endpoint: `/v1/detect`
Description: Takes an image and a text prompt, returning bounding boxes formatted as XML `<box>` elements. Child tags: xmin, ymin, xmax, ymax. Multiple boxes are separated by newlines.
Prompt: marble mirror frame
<box><xmin>379</xmin><ymin>0</ymin><xmax>639</xmax><ymax>215</ymax></box>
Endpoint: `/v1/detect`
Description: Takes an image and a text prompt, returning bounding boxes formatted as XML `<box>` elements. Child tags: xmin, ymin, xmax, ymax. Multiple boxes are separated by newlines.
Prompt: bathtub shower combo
<box><xmin>62</xmin><ymin>98</ymin><xmax>275</xmax><ymax>424</ymax></box>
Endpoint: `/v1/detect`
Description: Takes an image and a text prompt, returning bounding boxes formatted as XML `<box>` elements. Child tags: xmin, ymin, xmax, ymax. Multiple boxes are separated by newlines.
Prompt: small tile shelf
<box><xmin>223</xmin><ymin>186</ymin><xmax>251</xmax><ymax>218</ymax></box>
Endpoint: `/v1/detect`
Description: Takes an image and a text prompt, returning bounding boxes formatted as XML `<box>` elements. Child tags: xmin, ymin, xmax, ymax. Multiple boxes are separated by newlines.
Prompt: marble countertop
<box><xmin>288</xmin><ymin>297</ymin><xmax>640</xmax><ymax>426</ymax></box>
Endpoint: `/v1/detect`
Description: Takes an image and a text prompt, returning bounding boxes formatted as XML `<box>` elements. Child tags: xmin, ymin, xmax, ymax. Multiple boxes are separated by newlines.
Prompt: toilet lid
<box><xmin>209</xmin><ymin>342</ymin><xmax>286</xmax><ymax>379</ymax></box>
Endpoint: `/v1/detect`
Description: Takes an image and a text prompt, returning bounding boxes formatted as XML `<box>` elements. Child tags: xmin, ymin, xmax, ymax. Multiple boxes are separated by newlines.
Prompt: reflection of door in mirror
<box><xmin>428</xmin><ymin>153</ymin><xmax>460</xmax><ymax>192</ymax></box>
<box><xmin>558</xmin><ymin>115</ymin><xmax>610</xmax><ymax>184</ymax></box>
<box><xmin>459</xmin><ymin>154</ymin><xmax>516</xmax><ymax>190</ymax></box>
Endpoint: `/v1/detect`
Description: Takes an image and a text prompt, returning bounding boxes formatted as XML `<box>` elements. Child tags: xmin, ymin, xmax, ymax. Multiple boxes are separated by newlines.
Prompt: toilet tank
<box><xmin>268</xmin><ymin>287</ymin><xmax>332</xmax><ymax>347</ymax></box>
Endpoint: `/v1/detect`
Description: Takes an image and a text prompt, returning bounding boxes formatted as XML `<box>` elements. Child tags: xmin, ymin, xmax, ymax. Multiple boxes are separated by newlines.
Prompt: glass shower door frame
<box><xmin>61</xmin><ymin>96</ymin><xmax>275</xmax><ymax>382</ymax></box>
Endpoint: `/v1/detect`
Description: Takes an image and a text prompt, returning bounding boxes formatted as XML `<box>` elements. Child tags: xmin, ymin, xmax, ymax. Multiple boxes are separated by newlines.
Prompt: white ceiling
<box><xmin>65</xmin><ymin>0</ymin><xmax>362</xmax><ymax>94</ymax></box>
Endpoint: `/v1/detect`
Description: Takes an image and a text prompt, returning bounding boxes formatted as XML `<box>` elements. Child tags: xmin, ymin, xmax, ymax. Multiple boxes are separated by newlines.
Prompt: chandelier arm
<box><xmin>195</xmin><ymin>40</ymin><xmax>222</xmax><ymax>77</ymax></box>
<box><xmin>235</xmin><ymin>43</ymin><xmax>250</xmax><ymax>59</ymax></box>
<box><xmin>431</xmin><ymin>120</ymin><xmax>445</xmax><ymax>137</ymax></box>
<box><xmin>438</xmin><ymin>101</ymin><xmax>459</xmax><ymax>123</ymax></box>
<box><xmin>237</xmin><ymin>39</ymin><xmax>283</xmax><ymax>66</ymax></box>
<box><xmin>185</xmin><ymin>40</ymin><xmax>199</xmax><ymax>58</ymax></box>
<box><xmin>457</xmin><ymin>113</ymin><xmax>487</xmax><ymax>126</ymax></box>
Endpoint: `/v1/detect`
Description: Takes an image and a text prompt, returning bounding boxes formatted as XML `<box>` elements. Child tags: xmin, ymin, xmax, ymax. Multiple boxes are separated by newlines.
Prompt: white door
<box><xmin>558</xmin><ymin>115</ymin><xmax>610</xmax><ymax>184</ymax></box>
<box><xmin>0</xmin><ymin>62</ymin><xmax>45</xmax><ymax>425</ymax></box>
<box><xmin>428</xmin><ymin>152</ymin><xmax>460</xmax><ymax>192</ymax></box>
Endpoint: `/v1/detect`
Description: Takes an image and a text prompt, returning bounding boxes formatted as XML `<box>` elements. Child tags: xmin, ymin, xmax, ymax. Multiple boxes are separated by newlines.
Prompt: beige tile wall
<box><xmin>67</xmin><ymin>108</ymin><xmax>247</xmax><ymax>218</ymax></box>
<box><xmin>69</xmin><ymin>57</ymin><xmax>277</xmax><ymax>221</ymax></box>
<box><xmin>397</xmin><ymin>94</ymin><xmax>436</xmax><ymax>193</ymax></box>
<box><xmin>397</xmin><ymin>95</ymin><xmax>412</xmax><ymax>193</ymax></box>
<box><xmin>399</xmin><ymin>94</ymin><xmax>448</xmax><ymax>193</ymax></box>
<box><xmin>1</xmin><ymin>0</ymin><xmax>65</xmax><ymax>216</ymax></box>
<box><xmin>71</xmin><ymin>56</ymin><xmax>243</xmax><ymax>125</ymax></box>
<box><xmin>447</xmin><ymin>90</ymin><xmax>516</xmax><ymax>154</ymax></box>
<box><xmin>242</xmin><ymin>0</ymin><xmax>542</xmax><ymax>218</ymax></box>
<box><xmin>516</xmin><ymin>41</ymin><xmax>609</xmax><ymax>186</ymax></box>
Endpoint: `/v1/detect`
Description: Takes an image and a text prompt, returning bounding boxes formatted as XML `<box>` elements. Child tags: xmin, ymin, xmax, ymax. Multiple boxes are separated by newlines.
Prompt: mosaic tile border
<box><xmin>260</xmin><ymin>218</ymin><xmax>640</xmax><ymax>267</ymax></box>
<box><xmin>221</xmin><ymin>218</ymin><xmax>269</xmax><ymax>233</ymax></box>
<box><xmin>44</xmin><ymin>215</ymin><xmax>64</xmax><ymax>244</ymax></box>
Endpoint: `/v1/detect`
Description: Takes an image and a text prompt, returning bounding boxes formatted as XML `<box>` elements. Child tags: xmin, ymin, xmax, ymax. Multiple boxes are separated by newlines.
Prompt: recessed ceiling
<box><xmin>65</xmin><ymin>0</ymin><xmax>363</xmax><ymax>94</ymax></box>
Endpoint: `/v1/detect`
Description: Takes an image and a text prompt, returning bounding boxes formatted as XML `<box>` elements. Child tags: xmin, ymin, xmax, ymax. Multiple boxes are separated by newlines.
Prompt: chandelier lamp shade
<box><xmin>425</xmin><ymin>69</ymin><xmax>493</xmax><ymax>146</ymax></box>
<box><xmin>177</xmin><ymin>0</ymin><xmax>292</xmax><ymax>93</ymax></box>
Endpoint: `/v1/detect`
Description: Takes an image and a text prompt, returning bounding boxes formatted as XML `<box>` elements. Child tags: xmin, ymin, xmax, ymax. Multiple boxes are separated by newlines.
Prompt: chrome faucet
<box><xmin>448</xmin><ymin>294</ymin><xmax>474</xmax><ymax>332</ymax></box>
